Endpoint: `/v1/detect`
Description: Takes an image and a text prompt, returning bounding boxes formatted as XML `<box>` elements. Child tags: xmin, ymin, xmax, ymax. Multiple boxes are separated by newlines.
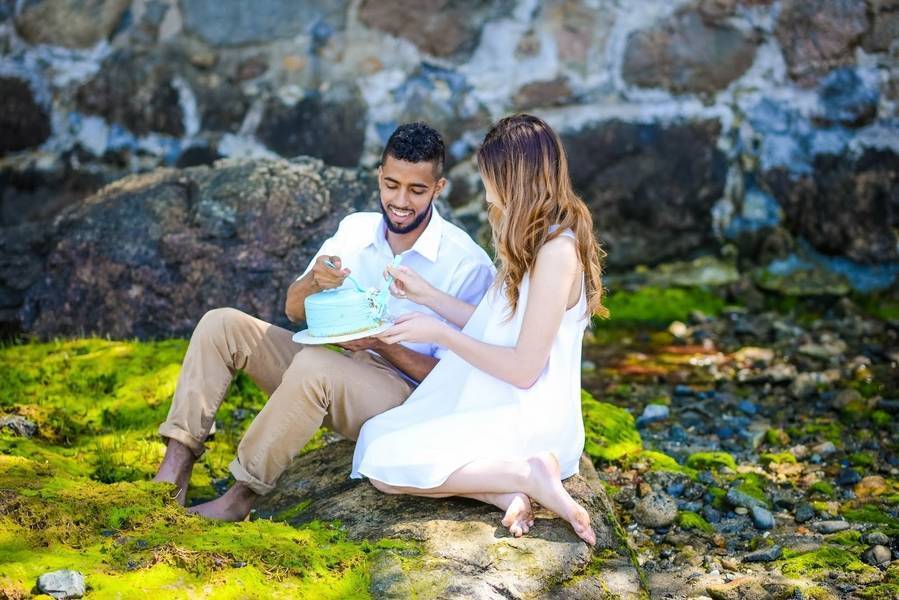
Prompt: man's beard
<box><xmin>380</xmin><ymin>198</ymin><xmax>434</xmax><ymax>234</ymax></box>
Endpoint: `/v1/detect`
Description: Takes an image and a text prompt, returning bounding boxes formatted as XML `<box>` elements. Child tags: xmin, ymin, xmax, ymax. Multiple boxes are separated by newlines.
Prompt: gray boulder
<box><xmin>36</xmin><ymin>569</ymin><xmax>85</xmax><ymax>599</ymax></box>
<box><xmin>255</xmin><ymin>440</ymin><xmax>644</xmax><ymax>599</ymax></box>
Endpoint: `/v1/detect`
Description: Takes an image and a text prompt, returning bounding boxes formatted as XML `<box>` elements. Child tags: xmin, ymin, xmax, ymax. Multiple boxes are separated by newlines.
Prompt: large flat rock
<box><xmin>255</xmin><ymin>440</ymin><xmax>644</xmax><ymax>599</ymax></box>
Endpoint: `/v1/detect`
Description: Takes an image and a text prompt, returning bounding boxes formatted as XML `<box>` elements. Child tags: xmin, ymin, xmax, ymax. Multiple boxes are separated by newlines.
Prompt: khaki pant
<box><xmin>158</xmin><ymin>307</ymin><xmax>414</xmax><ymax>495</ymax></box>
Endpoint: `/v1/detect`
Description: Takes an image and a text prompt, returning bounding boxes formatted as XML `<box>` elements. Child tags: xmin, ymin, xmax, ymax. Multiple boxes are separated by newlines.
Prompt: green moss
<box><xmin>825</xmin><ymin>529</ymin><xmax>861</xmax><ymax>547</ymax></box>
<box><xmin>872</xmin><ymin>410</ymin><xmax>892</xmax><ymax>428</ymax></box>
<box><xmin>637</xmin><ymin>450</ymin><xmax>696</xmax><ymax>478</ymax></box>
<box><xmin>708</xmin><ymin>486</ymin><xmax>728</xmax><ymax>510</ymax></box>
<box><xmin>857</xmin><ymin>584</ymin><xmax>899</xmax><ymax>600</ymax></box>
<box><xmin>676</xmin><ymin>511</ymin><xmax>714</xmax><ymax>534</ymax></box>
<box><xmin>842</xmin><ymin>504</ymin><xmax>899</xmax><ymax>535</ymax></box>
<box><xmin>0</xmin><ymin>338</ymin><xmax>418</xmax><ymax>597</ymax></box>
<box><xmin>765</xmin><ymin>428</ymin><xmax>791</xmax><ymax>447</ymax></box>
<box><xmin>733</xmin><ymin>473</ymin><xmax>771</xmax><ymax>507</ymax></box>
<box><xmin>780</xmin><ymin>546</ymin><xmax>879</xmax><ymax>580</ymax></box>
<box><xmin>808</xmin><ymin>481</ymin><xmax>836</xmax><ymax>499</ymax></box>
<box><xmin>849</xmin><ymin>451</ymin><xmax>876</xmax><ymax>468</ymax></box>
<box><xmin>855</xmin><ymin>293</ymin><xmax>899</xmax><ymax>321</ymax></box>
<box><xmin>760</xmin><ymin>452</ymin><xmax>798</xmax><ymax>466</ymax></box>
<box><xmin>684</xmin><ymin>451</ymin><xmax>737</xmax><ymax>472</ymax></box>
<box><xmin>581</xmin><ymin>391</ymin><xmax>643</xmax><ymax>463</ymax></box>
<box><xmin>596</xmin><ymin>286</ymin><xmax>726</xmax><ymax>327</ymax></box>
<box><xmin>788</xmin><ymin>419</ymin><xmax>843</xmax><ymax>444</ymax></box>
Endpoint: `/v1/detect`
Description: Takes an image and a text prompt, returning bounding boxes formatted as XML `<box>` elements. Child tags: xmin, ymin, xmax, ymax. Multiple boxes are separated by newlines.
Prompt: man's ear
<box><xmin>435</xmin><ymin>176</ymin><xmax>448</xmax><ymax>196</ymax></box>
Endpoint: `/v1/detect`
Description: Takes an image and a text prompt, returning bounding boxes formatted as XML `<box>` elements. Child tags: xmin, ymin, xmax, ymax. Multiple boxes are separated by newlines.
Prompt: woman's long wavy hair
<box><xmin>476</xmin><ymin>114</ymin><xmax>609</xmax><ymax>320</ymax></box>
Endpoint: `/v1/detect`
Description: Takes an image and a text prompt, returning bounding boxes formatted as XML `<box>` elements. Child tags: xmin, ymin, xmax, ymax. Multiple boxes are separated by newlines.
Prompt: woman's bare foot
<box><xmin>187</xmin><ymin>483</ymin><xmax>259</xmax><ymax>521</ymax></box>
<box><xmin>153</xmin><ymin>439</ymin><xmax>196</xmax><ymax>506</ymax></box>
<box><xmin>500</xmin><ymin>493</ymin><xmax>534</xmax><ymax>537</ymax></box>
<box><xmin>523</xmin><ymin>453</ymin><xmax>596</xmax><ymax>545</ymax></box>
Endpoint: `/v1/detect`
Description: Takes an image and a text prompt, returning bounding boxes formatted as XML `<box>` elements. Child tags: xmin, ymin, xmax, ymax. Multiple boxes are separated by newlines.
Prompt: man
<box><xmin>153</xmin><ymin>123</ymin><xmax>495</xmax><ymax>520</ymax></box>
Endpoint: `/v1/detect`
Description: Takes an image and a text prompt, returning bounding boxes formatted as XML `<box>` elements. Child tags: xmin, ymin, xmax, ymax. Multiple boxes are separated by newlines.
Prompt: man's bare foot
<box><xmin>523</xmin><ymin>453</ymin><xmax>596</xmax><ymax>545</ymax></box>
<box><xmin>187</xmin><ymin>483</ymin><xmax>259</xmax><ymax>521</ymax></box>
<box><xmin>500</xmin><ymin>493</ymin><xmax>534</xmax><ymax>537</ymax></box>
<box><xmin>153</xmin><ymin>438</ymin><xmax>196</xmax><ymax>506</ymax></box>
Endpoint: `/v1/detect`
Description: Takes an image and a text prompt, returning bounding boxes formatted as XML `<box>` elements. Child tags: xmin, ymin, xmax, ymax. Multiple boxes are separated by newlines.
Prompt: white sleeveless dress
<box><xmin>351</xmin><ymin>230</ymin><xmax>588</xmax><ymax>488</ymax></box>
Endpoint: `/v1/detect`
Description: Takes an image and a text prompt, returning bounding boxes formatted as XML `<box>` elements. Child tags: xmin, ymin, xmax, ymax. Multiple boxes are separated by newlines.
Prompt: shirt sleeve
<box><xmin>297</xmin><ymin>219</ymin><xmax>351</xmax><ymax>280</ymax></box>
<box><xmin>432</xmin><ymin>259</ymin><xmax>496</xmax><ymax>360</ymax></box>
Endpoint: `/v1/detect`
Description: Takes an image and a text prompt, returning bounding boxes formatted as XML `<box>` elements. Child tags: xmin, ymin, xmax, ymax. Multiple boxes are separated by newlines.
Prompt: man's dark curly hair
<box><xmin>381</xmin><ymin>122</ymin><xmax>445</xmax><ymax>176</ymax></box>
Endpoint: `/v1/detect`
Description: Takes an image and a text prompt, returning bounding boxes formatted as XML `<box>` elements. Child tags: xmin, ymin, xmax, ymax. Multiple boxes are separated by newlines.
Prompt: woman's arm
<box><xmin>380</xmin><ymin>236</ymin><xmax>579</xmax><ymax>388</ymax></box>
<box><xmin>386</xmin><ymin>265</ymin><xmax>478</xmax><ymax>329</ymax></box>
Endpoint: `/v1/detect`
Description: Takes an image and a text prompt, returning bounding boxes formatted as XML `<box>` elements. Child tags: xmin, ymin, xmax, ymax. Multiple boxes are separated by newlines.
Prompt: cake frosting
<box><xmin>304</xmin><ymin>287</ymin><xmax>384</xmax><ymax>337</ymax></box>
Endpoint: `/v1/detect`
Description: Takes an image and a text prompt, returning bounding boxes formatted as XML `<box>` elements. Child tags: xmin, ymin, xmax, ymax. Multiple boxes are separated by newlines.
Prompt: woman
<box><xmin>353</xmin><ymin>114</ymin><xmax>608</xmax><ymax>544</ymax></box>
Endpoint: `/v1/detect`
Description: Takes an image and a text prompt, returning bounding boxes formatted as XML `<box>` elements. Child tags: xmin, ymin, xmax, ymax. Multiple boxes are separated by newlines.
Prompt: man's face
<box><xmin>378</xmin><ymin>155</ymin><xmax>446</xmax><ymax>235</ymax></box>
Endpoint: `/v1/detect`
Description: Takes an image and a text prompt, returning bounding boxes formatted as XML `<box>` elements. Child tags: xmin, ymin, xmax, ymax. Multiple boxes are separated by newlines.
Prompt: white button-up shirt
<box><xmin>300</xmin><ymin>209</ymin><xmax>496</xmax><ymax>361</ymax></box>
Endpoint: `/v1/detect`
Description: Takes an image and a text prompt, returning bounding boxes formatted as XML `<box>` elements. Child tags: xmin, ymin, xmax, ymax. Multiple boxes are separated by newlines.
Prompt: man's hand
<box><xmin>310</xmin><ymin>255</ymin><xmax>350</xmax><ymax>292</ymax></box>
<box><xmin>336</xmin><ymin>336</ymin><xmax>386</xmax><ymax>352</ymax></box>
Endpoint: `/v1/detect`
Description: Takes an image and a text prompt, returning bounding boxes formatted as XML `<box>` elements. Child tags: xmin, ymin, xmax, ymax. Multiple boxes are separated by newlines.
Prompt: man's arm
<box><xmin>337</xmin><ymin>337</ymin><xmax>438</xmax><ymax>383</ymax></box>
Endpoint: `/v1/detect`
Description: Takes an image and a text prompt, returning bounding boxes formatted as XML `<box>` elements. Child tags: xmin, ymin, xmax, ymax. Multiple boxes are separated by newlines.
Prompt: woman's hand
<box><xmin>385</xmin><ymin>265</ymin><xmax>436</xmax><ymax>306</ymax></box>
<box><xmin>377</xmin><ymin>312</ymin><xmax>449</xmax><ymax>346</ymax></box>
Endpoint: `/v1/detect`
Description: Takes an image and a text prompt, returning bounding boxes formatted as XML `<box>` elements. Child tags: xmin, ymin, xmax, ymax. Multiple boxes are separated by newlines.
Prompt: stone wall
<box><xmin>1</xmin><ymin>0</ymin><xmax>897</xmax><ymax>335</ymax></box>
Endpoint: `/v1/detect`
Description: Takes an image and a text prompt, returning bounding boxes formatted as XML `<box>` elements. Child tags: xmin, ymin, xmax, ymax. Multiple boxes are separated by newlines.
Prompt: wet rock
<box><xmin>182</xmin><ymin>0</ymin><xmax>349</xmax><ymax>46</ymax></box>
<box><xmin>703</xmin><ymin>507</ymin><xmax>721</xmax><ymax>524</ymax></box>
<box><xmin>358</xmin><ymin>0</ymin><xmax>512</xmax><ymax>59</ymax></box>
<box><xmin>750</xmin><ymin>506</ymin><xmax>774</xmax><ymax>530</ymax></box>
<box><xmin>726</xmin><ymin>488</ymin><xmax>767</xmax><ymax>511</ymax></box>
<box><xmin>743</xmin><ymin>544</ymin><xmax>782</xmax><ymax>562</ymax></box>
<box><xmin>836</xmin><ymin>468</ymin><xmax>862</xmax><ymax>487</ymax></box>
<box><xmin>812</xmin><ymin>441</ymin><xmax>837</xmax><ymax>457</ymax></box>
<box><xmin>634</xmin><ymin>492</ymin><xmax>678</xmax><ymax>528</ymax></box>
<box><xmin>75</xmin><ymin>49</ymin><xmax>184</xmax><ymax>137</ymax></box>
<box><xmin>14</xmin><ymin>0</ymin><xmax>130</xmax><ymax>49</ymax></box>
<box><xmin>706</xmin><ymin>576</ymin><xmax>769</xmax><ymax>600</ymax></box>
<box><xmin>621</xmin><ymin>6</ymin><xmax>757</xmax><ymax>95</ymax></box>
<box><xmin>877</xmin><ymin>399</ymin><xmax>899</xmax><ymax>414</ymax></box>
<box><xmin>20</xmin><ymin>157</ymin><xmax>380</xmax><ymax>339</ymax></box>
<box><xmin>636</xmin><ymin>403</ymin><xmax>669</xmax><ymax>427</ymax></box>
<box><xmin>0</xmin><ymin>415</ymin><xmax>37</xmax><ymax>438</ymax></box>
<box><xmin>795</xmin><ymin>502</ymin><xmax>816</xmax><ymax>524</ymax></box>
<box><xmin>775</xmin><ymin>0</ymin><xmax>869</xmax><ymax>86</ymax></box>
<box><xmin>257</xmin><ymin>88</ymin><xmax>366</xmax><ymax>167</ymax></box>
<box><xmin>814</xmin><ymin>68</ymin><xmax>880</xmax><ymax>128</ymax></box>
<box><xmin>0</xmin><ymin>77</ymin><xmax>51</xmax><ymax>155</ymax></box>
<box><xmin>36</xmin><ymin>569</ymin><xmax>85</xmax><ymax>599</ymax></box>
<box><xmin>761</xmin><ymin>150</ymin><xmax>899</xmax><ymax>265</ymax></box>
<box><xmin>812</xmin><ymin>520</ymin><xmax>850</xmax><ymax>534</ymax></box>
<box><xmin>855</xmin><ymin>475</ymin><xmax>888</xmax><ymax>499</ymax></box>
<box><xmin>255</xmin><ymin>441</ymin><xmax>639</xmax><ymax>598</ymax></box>
<box><xmin>562</xmin><ymin>119</ymin><xmax>726</xmax><ymax>270</ymax></box>
<box><xmin>863</xmin><ymin>0</ymin><xmax>899</xmax><ymax>54</ymax></box>
<box><xmin>737</xmin><ymin>400</ymin><xmax>757</xmax><ymax>416</ymax></box>
<box><xmin>862</xmin><ymin>544</ymin><xmax>892</xmax><ymax>567</ymax></box>
<box><xmin>863</xmin><ymin>531</ymin><xmax>891</xmax><ymax>546</ymax></box>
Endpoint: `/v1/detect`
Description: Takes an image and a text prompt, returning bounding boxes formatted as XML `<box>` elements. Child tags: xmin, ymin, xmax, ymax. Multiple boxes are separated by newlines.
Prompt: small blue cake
<box><xmin>304</xmin><ymin>287</ymin><xmax>383</xmax><ymax>337</ymax></box>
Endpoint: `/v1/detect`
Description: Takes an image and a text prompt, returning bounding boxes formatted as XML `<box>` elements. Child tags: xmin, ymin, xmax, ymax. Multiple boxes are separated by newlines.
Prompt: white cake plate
<box><xmin>292</xmin><ymin>321</ymin><xmax>393</xmax><ymax>345</ymax></box>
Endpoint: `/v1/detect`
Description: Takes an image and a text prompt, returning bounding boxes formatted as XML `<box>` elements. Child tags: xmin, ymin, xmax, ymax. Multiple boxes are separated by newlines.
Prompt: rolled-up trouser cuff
<box><xmin>229</xmin><ymin>457</ymin><xmax>276</xmax><ymax>496</ymax></box>
<box><xmin>158</xmin><ymin>423</ymin><xmax>206</xmax><ymax>459</ymax></box>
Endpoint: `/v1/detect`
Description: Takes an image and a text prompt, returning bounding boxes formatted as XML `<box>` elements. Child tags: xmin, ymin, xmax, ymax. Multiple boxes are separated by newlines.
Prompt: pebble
<box><xmin>811</xmin><ymin>441</ymin><xmax>837</xmax><ymax>456</ymax></box>
<box><xmin>634</xmin><ymin>492</ymin><xmax>679</xmax><ymax>529</ymax></box>
<box><xmin>751</xmin><ymin>506</ymin><xmax>774</xmax><ymax>530</ymax></box>
<box><xmin>36</xmin><ymin>570</ymin><xmax>85</xmax><ymax>599</ymax></box>
<box><xmin>669</xmin><ymin>424</ymin><xmax>688</xmax><ymax>442</ymax></box>
<box><xmin>862</xmin><ymin>545</ymin><xmax>892</xmax><ymax>566</ymax></box>
<box><xmin>716</xmin><ymin>426</ymin><xmax>735</xmax><ymax>439</ymax></box>
<box><xmin>702</xmin><ymin>506</ymin><xmax>722</xmax><ymax>524</ymax></box>
<box><xmin>877</xmin><ymin>398</ymin><xmax>899</xmax><ymax>413</ymax></box>
<box><xmin>734</xmin><ymin>507</ymin><xmax>749</xmax><ymax>515</ymax></box>
<box><xmin>737</xmin><ymin>400</ymin><xmax>757</xmax><ymax>415</ymax></box>
<box><xmin>0</xmin><ymin>415</ymin><xmax>38</xmax><ymax>438</ymax></box>
<box><xmin>673</xmin><ymin>384</ymin><xmax>694</xmax><ymax>397</ymax></box>
<box><xmin>637</xmin><ymin>403</ymin><xmax>670</xmax><ymax>427</ymax></box>
<box><xmin>743</xmin><ymin>544</ymin><xmax>782</xmax><ymax>562</ymax></box>
<box><xmin>862</xmin><ymin>531</ymin><xmax>890</xmax><ymax>545</ymax></box>
<box><xmin>813</xmin><ymin>520</ymin><xmax>850</xmax><ymax>534</ymax></box>
<box><xmin>836</xmin><ymin>467</ymin><xmax>862</xmax><ymax>486</ymax></box>
<box><xmin>794</xmin><ymin>502</ymin><xmax>815</xmax><ymax>523</ymax></box>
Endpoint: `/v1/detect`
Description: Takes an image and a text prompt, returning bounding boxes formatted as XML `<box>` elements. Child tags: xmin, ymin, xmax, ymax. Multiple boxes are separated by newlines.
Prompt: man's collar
<box><xmin>371</xmin><ymin>206</ymin><xmax>444</xmax><ymax>263</ymax></box>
